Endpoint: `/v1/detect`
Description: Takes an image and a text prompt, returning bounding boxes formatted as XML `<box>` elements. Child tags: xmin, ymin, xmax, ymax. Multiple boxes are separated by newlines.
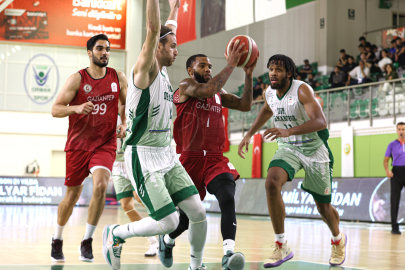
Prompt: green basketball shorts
<box><xmin>268</xmin><ymin>144</ymin><xmax>333</xmax><ymax>203</ymax></box>
<box><xmin>124</xmin><ymin>145</ymin><xmax>198</xmax><ymax>220</ymax></box>
<box><xmin>112</xmin><ymin>160</ymin><xmax>135</xmax><ymax>201</ymax></box>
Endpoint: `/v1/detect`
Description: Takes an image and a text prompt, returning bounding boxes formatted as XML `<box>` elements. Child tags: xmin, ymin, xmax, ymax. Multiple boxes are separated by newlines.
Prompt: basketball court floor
<box><xmin>1</xmin><ymin>204</ymin><xmax>403</xmax><ymax>270</ymax></box>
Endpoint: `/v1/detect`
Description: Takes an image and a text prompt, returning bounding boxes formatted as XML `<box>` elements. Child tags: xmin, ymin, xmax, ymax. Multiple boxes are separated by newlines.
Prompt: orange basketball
<box><xmin>225</xmin><ymin>35</ymin><xmax>258</xmax><ymax>68</ymax></box>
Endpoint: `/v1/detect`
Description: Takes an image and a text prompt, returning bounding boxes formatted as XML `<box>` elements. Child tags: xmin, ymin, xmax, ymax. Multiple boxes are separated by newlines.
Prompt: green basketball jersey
<box><xmin>124</xmin><ymin>66</ymin><xmax>174</xmax><ymax>148</ymax></box>
<box><xmin>264</xmin><ymin>79</ymin><xmax>329</xmax><ymax>156</ymax></box>
<box><xmin>116</xmin><ymin>114</ymin><xmax>125</xmax><ymax>161</ymax></box>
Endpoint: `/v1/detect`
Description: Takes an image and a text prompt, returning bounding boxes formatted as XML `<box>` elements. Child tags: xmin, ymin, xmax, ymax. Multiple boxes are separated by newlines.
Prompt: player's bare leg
<box><xmin>315</xmin><ymin>201</ymin><xmax>347</xmax><ymax>266</ymax></box>
<box><xmin>120</xmin><ymin>194</ymin><xmax>158</xmax><ymax>257</ymax></box>
<box><xmin>263</xmin><ymin>167</ymin><xmax>293</xmax><ymax>268</ymax></box>
<box><xmin>87</xmin><ymin>168</ymin><xmax>110</xmax><ymax>225</ymax></box>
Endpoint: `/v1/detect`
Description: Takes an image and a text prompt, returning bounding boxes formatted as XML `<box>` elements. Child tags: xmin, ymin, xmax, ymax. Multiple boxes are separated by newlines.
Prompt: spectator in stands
<box><xmin>253</xmin><ymin>77</ymin><xmax>263</xmax><ymax>100</ymax></box>
<box><xmin>329</xmin><ymin>66</ymin><xmax>346</xmax><ymax>88</ymax></box>
<box><xmin>342</xmin><ymin>56</ymin><xmax>357</xmax><ymax>73</ymax></box>
<box><xmin>359</xmin><ymin>36</ymin><xmax>371</xmax><ymax>48</ymax></box>
<box><xmin>389</xmin><ymin>39</ymin><xmax>398</xmax><ymax>60</ymax></box>
<box><xmin>373</xmin><ymin>45</ymin><xmax>383</xmax><ymax>60</ymax></box>
<box><xmin>298</xmin><ymin>59</ymin><xmax>312</xmax><ymax>79</ymax></box>
<box><xmin>296</xmin><ymin>74</ymin><xmax>302</xmax><ymax>81</ymax></box>
<box><xmin>365</xmin><ymin>45</ymin><xmax>377</xmax><ymax>63</ymax></box>
<box><xmin>306</xmin><ymin>73</ymin><xmax>317</xmax><ymax>89</ymax></box>
<box><xmin>378</xmin><ymin>50</ymin><xmax>393</xmax><ymax>72</ymax></box>
<box><xmin>346</xmin><ymin>60</ymin><xmax>371</xmax><ymax>85</ymax></box>
<box><xmin>361</xmin><ymin>52</ymin><xmax>381</xmax><ymax>74</ymax></box>
<box><xmin>395</xmin><ymin>38</ymin><xmax>405</xmax><ymax>67</ymax></box>
<box><xmin>338</xmin><ymin>49</ymin><xmax>351</xmax><ymax>66</ymax></box>
<box><xmin>380</xmin><ymin>63</ymin><xmax>399</xmax><ymax>92</ymax></box>
<box><xmin>254</xmin><ymin>76</ymin><xmax>262</xmax><ymax>89</ymax></box>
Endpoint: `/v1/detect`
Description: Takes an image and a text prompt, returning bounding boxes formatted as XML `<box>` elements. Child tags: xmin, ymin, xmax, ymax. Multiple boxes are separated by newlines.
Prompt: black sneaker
<box><xmin>391</xmin><ymin>230</ymin><xmax>402</xmax><ymax>235</ymax></box>
<box><xmin>79</xmin><ymin>238</ymin><xmax>94</xmax><ymax>262</ymax></box>
<box><xmin>51</xmin><ymin>238</ymin><xmax>65</xmax><ymax>262</ymax></box>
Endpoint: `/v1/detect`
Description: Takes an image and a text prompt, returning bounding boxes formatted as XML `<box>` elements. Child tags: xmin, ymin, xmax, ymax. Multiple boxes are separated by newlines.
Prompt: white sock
<box><xmin>190</xmin><ymin>251</ymin><xmax>203</xmax><ymax>269</ymax></box>
<box><xmin>332</xmin><ymin>232</ymin><xmax>342</xmax><ymax>242</ymax></box>
<box><xmin>164</xmin><ymin>234</ymin><xmax>175</xmax><ymax>245</ymax></box>
<box><xmin>83</xmin><ymin>223</ymin><xmax>97</xmax><ymax>240</ymax></box>
<box><xmin>147</xmin><ymin>236</ymin><xmax>158</xmax><ymax>244</ymax></box>
<box><xmin>223</xmin><ymin>239</ymin><xmax>235</xmax><ymax>255</ymax></box>
<box><xmin>275</xmin><ymin>233</ymin><xmax>286</xmax><ymax>244</ymax></box>
<box><xmin>54</xmin><ymin>224</ymin><xmax>65</xmax><ymax>240</ymax></box>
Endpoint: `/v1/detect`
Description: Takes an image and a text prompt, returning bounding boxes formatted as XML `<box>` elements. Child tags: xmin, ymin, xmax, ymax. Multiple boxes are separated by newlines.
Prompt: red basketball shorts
<box><xmin>179</xmin><ymin>151</ymin><xmax>240</xmax><ymax>200</ymax></box>
<box><xmin>65</xmin><ymin>144</ymin><xmax>116</xmax><ymax>186</ymax></box>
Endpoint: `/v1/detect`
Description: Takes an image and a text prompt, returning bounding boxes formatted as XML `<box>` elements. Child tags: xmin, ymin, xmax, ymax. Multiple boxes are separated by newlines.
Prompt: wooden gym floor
<box><xmin>0</xmin><ymin>205</ymin><xmax>403</xmax><ymax>270</ymax></box>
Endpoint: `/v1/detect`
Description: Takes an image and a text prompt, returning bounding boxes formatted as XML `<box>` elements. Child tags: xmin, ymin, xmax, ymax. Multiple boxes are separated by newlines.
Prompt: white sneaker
<box><xmin>188</xmin><ymin>264</ymin><xmax>207</xmax><ymax>270</ymax></box>
<box><xmin>144</xmin><ymin>238</ymin><xmax>158</xmax><ymax>257</ymax></box>
<box><xmin>102</xmin><ymin>224</ymin><xmax>125</xmax><ymax>270</ymax></box>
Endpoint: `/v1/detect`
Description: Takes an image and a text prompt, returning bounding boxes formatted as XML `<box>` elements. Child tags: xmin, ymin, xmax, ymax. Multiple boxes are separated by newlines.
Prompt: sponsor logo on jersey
<box><xmin>288</xmin><ymin>95</ymin><xmax>294</xmax><ymax>105</ymax></box>
<box><xmin>111</xmin><ymin>82</ymin><xmax>117</xmax><ymax>92</ymax></box>
<box><xmin>84</xmin><ymin>84</ymin><xmax>92</xmax><ymax>93</ymax></box>
<box><xmin>215</xmin><ymin>94</ymin><xmax>220</xmax><ymax>104</ymax></box>
<box><xmin>325</xmin><ymin>187</ymin><xmax>330</xmax><ymax>194</ymax></box>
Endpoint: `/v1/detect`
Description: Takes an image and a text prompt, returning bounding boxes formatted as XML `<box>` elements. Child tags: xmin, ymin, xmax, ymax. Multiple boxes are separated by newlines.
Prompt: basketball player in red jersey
<box><xmin>159</xmin><ymin>51</ymin><xmax>259</xmax><ymax>270</ymax></box>
<box><xmin>50</xmin><ymin>34</ymin><xmax>127</xmax><ymax>263</ymax></box>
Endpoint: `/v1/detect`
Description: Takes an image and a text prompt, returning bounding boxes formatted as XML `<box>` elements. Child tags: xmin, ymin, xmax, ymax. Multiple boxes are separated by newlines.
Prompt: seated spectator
<box><xmin>254</xmin><ymin>77</ymin><xmax>262</xmax><ymax>90</ymax></box>
<box><xmin>329</xmin><ymin>66</ymin><xmax>346</xmax><ymax>88</ymax></box>
<box><xmin>380</xmin><ymin>63</ymin><xmax>400</xmax><ymax>92</ymax></box>
<box><xmin>338</xmin><ymin>49</ymin><xmax>351</xmax><ymax>67</ymax></box>
<box><xmin>306</xmin><ymin>73</ymin><xmax>317</xmax><ymax>89</ymax></box>
<box><xmin>395</xmin><ymin>38</ymin><xmax>405</xmax><ymax>67</ymax></box>
<box><xmin>298</xmin><ymin>59</ymin><xmax>312</xmax><ymax>79</ymax></box>
<box><xmin>253</xmin><ymin>77</ymin><xmax>263</xmax><ymax>99</ymax></box>
<box><xmin>359</xmin><ymin>36</ymin><xmax>371</xmax><ymax>48</ymax></box>
<box><xmin>296</xmin><ymin>74</ymin><xmax>302</xmax><ymax>81</ymax></box>
<box><xmin>365</xmin><ymin>45</ymin><xmax>377</xmax><ymax>64</ymax></box>
<box><xmin>342</xmin><ymin>56</ymin><xmax>357</xmax><ymax>73</ymax></box>
<box><xmin>378</xmin><ymin>50</ymin><xmax>392</xmax><ymax>71</ymax></box>
<box><xmin>389</xmin><ymin>39</ymin><xmax>398</xmax><ymax>60</ymax></box>
<box><xmin>373</xmin><ymin>45</ymin><xmax>382</xmax><ymax>60</ymax></box>
<box><xmin>361</xmin><ymin>52</ymin><xmax>381</xmax><ymax>74</ymax></box>
<box><xmin>346</xmin><ymin>60</ymin><xmax>372</xmax><ymax>85</ymax></box>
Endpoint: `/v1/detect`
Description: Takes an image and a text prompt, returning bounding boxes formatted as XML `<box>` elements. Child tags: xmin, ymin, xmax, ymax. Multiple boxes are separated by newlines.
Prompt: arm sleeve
<box><xmin>385</xmin><ymin>143</ymin><xmax>392</xmax><ymax>157</ymax></box>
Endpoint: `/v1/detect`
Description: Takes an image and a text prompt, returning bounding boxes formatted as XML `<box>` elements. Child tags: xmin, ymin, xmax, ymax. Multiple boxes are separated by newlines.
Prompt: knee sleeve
<box><xmin>168</xmin><ymin>209</ymin><xmax>189</xmax><ymax>239</ymax></box>
<box><xmin>156</xmin><ymin>212</ymin><xmax>179</xmax><ymax>234</ymax></box>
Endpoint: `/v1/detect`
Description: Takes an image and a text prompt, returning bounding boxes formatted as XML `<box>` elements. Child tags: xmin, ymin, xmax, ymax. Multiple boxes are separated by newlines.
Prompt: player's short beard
<box><xmin>92</xmin><ymin>53</ymin><xmax>108</xmax><ymax>67</ymax></box>
<box><xmin>270</xmin><ymin>76</ymin><xmax>288</xmax><ymax>90</ymax></box>
<box><xmin>193</xmin><ymin>71</ymin><xmax>208</xmax><ymax>83</ymax></box>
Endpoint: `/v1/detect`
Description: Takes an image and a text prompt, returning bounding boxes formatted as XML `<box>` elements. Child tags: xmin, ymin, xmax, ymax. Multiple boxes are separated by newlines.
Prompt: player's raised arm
<box><xmin>165</xmin><ymin>0</ymin><xmax>180</xmax><ymax>35</ymax></box>
<box><xmin>238</xmin><ymin>91</ymin><xmax>273</xmax><ymax>159</ymax></box>
<box><xmin>117</xmin><ymin>71</ymin><xmax>128</xmax><ymax>139</ymax></box>
<box><xmin>133</xmin><ymin>0</ymin><xmax>161</xmax><ymax>89</ymax></box>
<box><xmin>180</xmin><ymin>40</ymin><xmax>247</xmax><ymax>99</ymax></box>
<box><xmin>51</xmin><ymin>73</ymin><xmax>94</xmax><ymax>118</ymax></box>
<box><xmin>221</xmin><ymin>52</ymin><xmax>259</xmax><ymax>112</ymax></box>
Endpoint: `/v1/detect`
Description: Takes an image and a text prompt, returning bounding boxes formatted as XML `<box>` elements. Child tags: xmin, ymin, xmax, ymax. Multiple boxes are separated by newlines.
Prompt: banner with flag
<box><xmin>225</xmin><ymin>0</ymin><xmax>254</xmax><ymax>31</ymax></box>
<box><xmin>222</xmin><ymin>107</ymin><xmax>230</xmax><ymax>152</ymax></box>
<box><xmin>251</xmin><ymin>133</ymin><xmax>262</xmax><ymax>178</ymax></box>
<box><xmin>177</xmin><ymin>0</ymin><xmax>196</xmax><ymax>45</ymax></box>
<box><xmin>255</xmin><ymin>0</ymin><xmax>286</xmax><ymax>22</ymax></box>
<box><xmin>201</xmin><ymin>0</ymin><xmax>225</xmax><ymax>38</ymax></box>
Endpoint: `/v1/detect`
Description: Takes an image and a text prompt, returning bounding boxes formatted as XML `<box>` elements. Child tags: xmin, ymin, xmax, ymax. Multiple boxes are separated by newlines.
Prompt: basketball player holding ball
<box><xmin>238</xmin><ymin>54</ymin><xmax>347</xmax><ymax>268</ymax></box>
<box><xmin>158</xmin><ymin>37</ymin><xmax>259</xmax><ymax>270</ymax></box>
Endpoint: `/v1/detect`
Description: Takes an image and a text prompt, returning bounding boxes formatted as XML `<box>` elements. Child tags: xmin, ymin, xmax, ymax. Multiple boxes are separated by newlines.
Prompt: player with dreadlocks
<box><xmin>238</xmin><ymin>54</ymin><xmax>347</xmax><ymax>268</ymax></box>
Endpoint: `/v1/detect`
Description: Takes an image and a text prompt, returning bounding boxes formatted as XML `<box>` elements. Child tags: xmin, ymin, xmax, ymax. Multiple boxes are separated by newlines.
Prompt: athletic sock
<box><xmin>275</xmin><ymin>233</ymin><xmax>286</xmax><ymax>244</ymax></box>
<box><xmin>190</xmin><ymin>250</ymin><xmax>203</xmax><ymax>269</ymax></box>
<box><xmin>54</xmin><ymin>224</ymin><xmax>65</xmax><ymax>240</ymax></box>
<box><xmin>147</xmin><ymin>236</ymin><xmax>158</xmax><ymax>244</ymax></box>
<box><xmin>332</xmin><ymin>232</ymin><xmax>342</xmax><ymax>242</ymax></box>
<box><xmin>83</xmin><ymin>223</ymin><xmax>97</xmax><ymax>240</ymax></box>
<box><xmin>164</xmin><ymin>234</ymin><xmax>175</xmax><ymax>245</ymax></box>
<box><xmin>223</xmin><ymin>239</ymin><xmax>235</xmax><ymax>255</ymax></box>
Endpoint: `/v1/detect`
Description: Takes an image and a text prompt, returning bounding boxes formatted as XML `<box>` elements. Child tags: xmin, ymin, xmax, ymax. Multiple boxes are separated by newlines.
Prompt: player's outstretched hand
<box><xmin>116</xmin><ymin>124</ymin><xmax>127</xmax><ymax>139</ymax></box>
<box><xmin>238</xmin><ymin>136</ymin><xmax>251</xmax><ymax>159</ymax></box>
<box><xmin>75</xmin><ymin>101</ymin><xmax>94</xmax><ymax>115</ymax></box>
<box><xmin>243</xmin><ymin>51</ymin><xmax>260</xmax><ymax>75</ymax></box>
<box><xmin>224</xmin><ymin>39</ymin><xmax>249</xmax><ymax>68</ymax></box>
<box><xmin>386</xmin><ymin>171</ymin><xmax>394</xmax><ymax>178</ymax></box>
<box><xmin>263</xmin><ymin>128</ymin><xmax>290</xmax><ymax>140</ymax></box>
<box><xmin>168</xmin><ymin>0</ymin><xmax>180</xmax><ymax>9</ymax></box>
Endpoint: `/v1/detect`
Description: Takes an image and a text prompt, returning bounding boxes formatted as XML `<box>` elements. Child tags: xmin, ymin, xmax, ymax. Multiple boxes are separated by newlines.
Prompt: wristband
<box><xmin>165</xmin><ymin>20</ymin><xmax>178</xmax><ymax>28</ymax></box>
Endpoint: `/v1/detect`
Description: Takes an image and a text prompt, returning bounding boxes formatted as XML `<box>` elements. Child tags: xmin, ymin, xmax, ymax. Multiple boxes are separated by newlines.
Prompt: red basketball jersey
<box><xmin>173</xmin><ymin>90</ymin><xmax>225</xmax><ymax>153</ymax></box>
<box><xmin>65</xmin><ymin>67</ymin><xmax>120</xmax><ymax>152</ymax></box>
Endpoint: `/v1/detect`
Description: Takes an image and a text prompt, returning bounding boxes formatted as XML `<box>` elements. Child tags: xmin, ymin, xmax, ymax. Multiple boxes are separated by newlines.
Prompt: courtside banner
<box><xmin>203</xmin><ymin>177</ymin><xmax>405</xmax><ymax>223</ymax></box>
<box><xmin>251</xmin><ymin>133</ymin><xmax>262</xmax><ymax>178</ymax></box>
<box><xmin>0</xmin><ymin>0</ymin><xmax>126</xmax><ymax>49</ymax></box>
<box><xmin>0</xmin><ymin>176</ymin><xmax>93</xmax><ymax>205</ymax></box>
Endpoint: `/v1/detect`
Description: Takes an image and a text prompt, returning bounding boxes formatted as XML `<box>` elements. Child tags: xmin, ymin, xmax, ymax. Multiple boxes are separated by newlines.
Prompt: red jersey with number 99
<box><xmin>64</xmin><ymin>68</ymin><xmax>120</xmax><ymax>152</ymax></box>
<box><xmin>173</xmin><ymin>89</ymin><xmax>225</xmax><ymax>153</ymax></box>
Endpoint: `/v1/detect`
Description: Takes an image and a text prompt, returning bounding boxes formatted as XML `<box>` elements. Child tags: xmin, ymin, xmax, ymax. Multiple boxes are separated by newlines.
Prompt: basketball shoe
<box><xmin>51</xmin><ymin>238</ymin><xmax>65</xmax><ymax>262</ymax></box>
<box><xmin>78</xmin><ymin>238</ymin><xmax>94</xmax><ymax>262</ymax></box>
<box><xmin>329</xmin><ymin>232</ymin><xmax>347</xmax><ymax>266</ymax></box>
<box><xmin>158</xmin><ymin>235</ymin><xmax>174</xmax><ymax>267</ymax></box>
<box><xmin>188</xmin><ymin>263</ymin><xmax>207</xmax><ymax>270</ymax></box>
<box><xmin>144</xmin><ymin>237</ymin><xmax>158</xmax><ymax>257</ymax></box>
<box><xmin>263</xmin><ymin>241</ymin><xmax>293</xmax><ymax>268</ymax></box>
<box><xmin>102</xmin><ymin>224</ymin><xmax>125</xmax><ymax>270</ymax></box>
<box><xmin>222</xmin><ymin>250</ymin><xmax>245</xmax><ymax>270</ymax></box>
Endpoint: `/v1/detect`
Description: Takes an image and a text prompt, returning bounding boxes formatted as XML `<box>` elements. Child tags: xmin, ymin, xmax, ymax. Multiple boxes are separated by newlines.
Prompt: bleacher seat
<box><xmin>349</xmin><ymin>100</ymin><xmax>361</xmax><ymax>119</ymax></box>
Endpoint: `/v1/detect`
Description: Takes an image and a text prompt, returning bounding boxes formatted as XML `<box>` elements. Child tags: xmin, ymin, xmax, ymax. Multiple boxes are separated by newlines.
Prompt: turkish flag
<box><xmin>222</xmin><ymin>107</ymin><xmax>230</xmax><ymax>152</ymax></box>
<box><xmin>251</xmin><ymin>133</ymin><xmax>262</xmax><ymax>178</ymax></box>
<box><xmin>177</xmin><ymin>0</ymin><xmax>196</xmax><ymax>45</ymax></box>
